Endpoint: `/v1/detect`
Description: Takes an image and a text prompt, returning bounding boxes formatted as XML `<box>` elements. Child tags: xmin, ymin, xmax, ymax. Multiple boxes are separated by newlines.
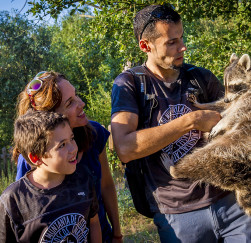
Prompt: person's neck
<box><xmin>28</xmin><ymin>169</ymin><xmax>65</xmax><ymax>190</ymax></box>
<box><xmin>146</xmin><ymin>60</ymin><xmax>180</xmax><ymax>83</ymax></box>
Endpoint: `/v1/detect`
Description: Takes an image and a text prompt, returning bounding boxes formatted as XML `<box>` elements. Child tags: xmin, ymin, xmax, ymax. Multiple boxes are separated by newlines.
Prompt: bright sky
<box><xmin>0</xmin><ymin>0</ymin><xmax>31</xmax><ymax>15</ymax></box>
<box><xmin>0</xmin><ymin>0</ymin><xmax>56</xmax><ymax>24</ymax></box>
<box><xmin>0</xmin><ymin>0</ymin><xmax>92</xmax><ymax>25</ymax></box>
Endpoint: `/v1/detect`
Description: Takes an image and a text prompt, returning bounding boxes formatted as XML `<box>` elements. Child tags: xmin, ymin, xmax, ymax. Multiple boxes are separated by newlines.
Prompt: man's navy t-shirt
<box><xmin>111</xmin><ymin>64</ymin><xmax>229</xmax><ymax>214</ymax></box>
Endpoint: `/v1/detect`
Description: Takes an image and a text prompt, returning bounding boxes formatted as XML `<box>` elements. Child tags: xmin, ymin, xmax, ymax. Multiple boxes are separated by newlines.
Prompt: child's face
<box><xmin>39</xmin><ymin>122</ymin><xmax>78</xmax><ymax>176</ymax></box>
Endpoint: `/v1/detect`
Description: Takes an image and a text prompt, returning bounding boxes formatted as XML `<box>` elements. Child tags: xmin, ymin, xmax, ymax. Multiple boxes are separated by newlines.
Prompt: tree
<box><xmin>24</xmin><ymin>0</ymin><xmax>251</xmax><ymax>119</ymax></box>
<box><xmin>184</xmin><ymin>16</ymin><xmax>250</xmax><ymax>80</ymax></box>
<box><xmin>48</xmin><ymin>13</ymin><xmax>122</xmax><ymax>126</ymax></box>
<box><xmin>1</xmin><ymin>1</ymin><xmax>250</xmax><ymax>147</ymax></box>
<box><xmin>0</xmin><ymin>11</ymin><xmax>55</xmax><ymax>147</ymax></box>
<box><xmin>27</xmin><ymin>0</ymin><xmax>251</xmax><ymax>24</ymax></box>
<box><xmin>26</xmin><ymin>0</ymin><xmax>250</xmax><ymax>65</ymax></box>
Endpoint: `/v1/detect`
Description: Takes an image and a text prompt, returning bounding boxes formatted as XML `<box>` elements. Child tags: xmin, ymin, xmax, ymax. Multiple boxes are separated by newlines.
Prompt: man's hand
<box><xmin>190</xmin><ymin>110</ymin><xmax>222</xmax><ymax>132</ymax></box>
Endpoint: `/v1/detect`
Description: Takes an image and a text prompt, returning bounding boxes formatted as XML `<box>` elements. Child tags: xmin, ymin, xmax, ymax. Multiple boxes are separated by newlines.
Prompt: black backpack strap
<box><xmin>127</xmin><ymin>66</ymin><xmax>157</xmax><ymax>129</ymax></box>
<box><xmin>124</xmin><ymin>66</ymin><xmax>156</xmax><ymax>218</ymax></box>
<box><xmin>183</xmin><ymin>63</ymin><xmax>209</xmax><ymax>103</ymax></box>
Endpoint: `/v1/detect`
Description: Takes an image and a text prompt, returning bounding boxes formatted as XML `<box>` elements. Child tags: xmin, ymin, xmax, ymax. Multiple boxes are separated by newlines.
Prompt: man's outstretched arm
<box><xmin>111</xmin><ymin>110</ymin><xmax>221</xmax><ymax>163</ymax></box>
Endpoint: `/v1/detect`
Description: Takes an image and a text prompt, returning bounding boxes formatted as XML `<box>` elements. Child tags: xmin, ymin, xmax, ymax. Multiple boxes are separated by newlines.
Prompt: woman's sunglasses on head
<box><xmin>27</xmin><ymin>71</ymin><xmax>50</xmax><ymax>108</ymax></box>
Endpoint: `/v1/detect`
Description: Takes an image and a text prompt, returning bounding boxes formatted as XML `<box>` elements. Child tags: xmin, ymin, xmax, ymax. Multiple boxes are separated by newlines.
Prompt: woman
<box><xmin>15</xmin><ymin>71</ymin><xmax>123</xmax><ymax>243</ymax></box>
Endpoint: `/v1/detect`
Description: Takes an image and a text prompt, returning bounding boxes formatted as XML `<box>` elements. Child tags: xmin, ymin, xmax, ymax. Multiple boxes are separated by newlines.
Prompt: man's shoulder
<box><xmin>114</xmin><ymin>65</ymin><xmax>148</xmax><ymax>85</ymax></box>
<box><xmin>126</xmin><ymin>65</ymin><xmax>146</xmax><ymax>74</ymax></box>
<box><xmin>182</xmin><ymin>63</ymin><xmax>218</xmax><ymax>87</ymax></box>
<box><xmin>112</xmin><ymin>67</ymin><xmax>141</xmax><ymax>115</ymax></box>
<box><xmin>114</xmin><ymin>69</ymin><xmax>134</xmax><ymax>83</ymax></box>
<box><xmin>182</xmin><ymin>63</ymin><xmax>213</xmax><ymax>76</ymax></box>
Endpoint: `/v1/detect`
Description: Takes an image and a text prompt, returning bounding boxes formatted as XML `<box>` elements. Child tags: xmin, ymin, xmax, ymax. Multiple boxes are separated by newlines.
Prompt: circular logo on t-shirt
<box><xmin>40</xmin><ymin>213</ymin><xmax>89</xmax><ymax>243</ymax></box>
<box><xmin>159</xmin><ymin>104</ymin><xmax>201</xmax><ymax>171</ymax></box>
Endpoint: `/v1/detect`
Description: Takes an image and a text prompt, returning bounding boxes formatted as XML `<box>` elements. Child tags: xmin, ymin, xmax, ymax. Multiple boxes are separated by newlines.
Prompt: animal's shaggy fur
<box><xmin>170</xmin><ymin>53</ymin><xmax>251</xmax><ymax>215</ymax></box>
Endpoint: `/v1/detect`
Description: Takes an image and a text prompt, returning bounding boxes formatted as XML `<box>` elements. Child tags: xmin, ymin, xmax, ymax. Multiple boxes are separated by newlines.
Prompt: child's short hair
<box><xmin>13</xmin><ymin>110</ymin><xmax>69</xmax><ymax>166</ymax></box>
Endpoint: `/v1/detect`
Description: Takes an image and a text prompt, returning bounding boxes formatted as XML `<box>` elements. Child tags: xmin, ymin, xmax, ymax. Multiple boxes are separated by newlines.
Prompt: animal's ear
<box><xmin>230</xmin><ymin>53</ymin><xmax>238</xmax><ymax>63</ymax></box>
<box><xmin>238</xmin><ymin>54</ymin><xmax>251</xmax><ymax>71</ymax></box>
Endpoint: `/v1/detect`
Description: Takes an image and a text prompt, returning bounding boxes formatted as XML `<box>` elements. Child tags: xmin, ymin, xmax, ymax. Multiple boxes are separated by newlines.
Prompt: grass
<box><xmin>113</xmin><ymin>169</ymin><xmax>160</xmax><ymax>243</ymax></box>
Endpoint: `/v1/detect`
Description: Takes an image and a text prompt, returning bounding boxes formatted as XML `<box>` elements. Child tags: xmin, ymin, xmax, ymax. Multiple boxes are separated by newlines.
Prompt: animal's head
<box><xmin>224</xmin><ymin>53</ymin><xmax>251</xmax><ymax>102</ymax></box>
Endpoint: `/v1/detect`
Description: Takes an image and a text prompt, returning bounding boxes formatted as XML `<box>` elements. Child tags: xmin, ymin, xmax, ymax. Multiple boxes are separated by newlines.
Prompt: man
<box><xmin>111</xmin><ymin>4</ymin><xmax>251</xmax><ymax>243</ymax></box>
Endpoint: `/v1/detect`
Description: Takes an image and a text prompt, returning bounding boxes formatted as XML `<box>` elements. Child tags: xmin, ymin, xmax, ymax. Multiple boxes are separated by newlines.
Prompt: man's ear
<box><xmin>28</xmin><ymin>153</ymin><xmax>40</xmax><ymax>165</ymax></box>
<box><xmin>139</xmin><ymin>39</ymin><xmax>151</xmax><ymax>53</ymax></box>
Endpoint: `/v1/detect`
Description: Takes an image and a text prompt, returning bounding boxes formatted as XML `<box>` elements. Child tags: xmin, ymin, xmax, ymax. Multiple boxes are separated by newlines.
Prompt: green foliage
<box><xmin>117</xmin><ymin>182</ymin><xmax>135</xmax><ymax>222</ymax></box>
<box><xmin>0</xmin><ymin>11</ymin><xmax>55</xmax><ymax>147</ymax></box>
<box><xmin>0</xmin><ymin>161</ymin><xmax>16</xmax><ymax>194</ymax></box>
<box><xmin>83</xmin><ymin>83</ymin><xmax>111</xmax><ymax>126</ymax></box>
<box><xmin>26</xmin><ymin>0</ymin><xmax>251</xmax><ymax>66</ymax></box>
<box><xmin>49</xmin><ymin>14</ymin><xmax>122</xmax><ymax>126</ymax></box>
<box><xmin>184</xmin><ymin>17</ymin><xmax>251</xmax><ymax>81</ymax></box>
<box><xmin>2</xmin><ymin>1</ymin><xmax>250</xmax><ymax>154</ymax></box>
<box><xmin>107</xmin><ymin>150</ymin><xmax>159</xmax><ymax>241</ymax></box>
<box><xmin>27</xmin><ymin>1</ymin><xmax>251</xmax><ymax>29</ymax></box>
<box><xmin>107</xmin><ymin>149</ymin><xmax>121</xmax><ymax>174</ymax></box>
<box><xmin>1</xmin><ymin>2</ymin><xmax>250</xmax><ymax>241</ymax></box>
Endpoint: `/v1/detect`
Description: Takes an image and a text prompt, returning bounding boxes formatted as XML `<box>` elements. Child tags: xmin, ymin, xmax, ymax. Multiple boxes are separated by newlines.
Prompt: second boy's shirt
<box><xmin>0</xmin><ymin>169</ymin><xmax>98</xmax><ymax>243</ymax></box>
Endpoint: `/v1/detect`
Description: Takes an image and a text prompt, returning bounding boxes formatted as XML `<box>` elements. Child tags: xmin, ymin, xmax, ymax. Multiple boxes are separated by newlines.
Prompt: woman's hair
<box><xmin>17</xmin><ymin>71</ymin><xmax>65</xmax><ymax>116</ymax></box>
<box><xmin>14</xmin><ymin>71</ymin><xmax>94</xmax><ymax>163</ymax></box>
<box><xmin>13</xmin><ymin>110</ymin><xmax>69</xmax><ymax>166</ymax></box>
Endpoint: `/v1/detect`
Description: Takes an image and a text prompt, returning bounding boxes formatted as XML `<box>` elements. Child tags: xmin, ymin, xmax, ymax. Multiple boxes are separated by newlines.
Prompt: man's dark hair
<box><xmin>13</xmin><ymin>110</ymin><xmax>69</xmax><ymax>166</ymax></box>
<box><xmin>133</xmin><ymin>4</ymin><xmax>181</xmax><ymax>42</ymax></box>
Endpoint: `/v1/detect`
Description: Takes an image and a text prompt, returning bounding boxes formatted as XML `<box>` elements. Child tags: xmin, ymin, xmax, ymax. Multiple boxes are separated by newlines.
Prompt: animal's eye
<box><xmin>228</xmin><ymin>84</ymin><xmax>246</xmax><ymax>92</ymax></box>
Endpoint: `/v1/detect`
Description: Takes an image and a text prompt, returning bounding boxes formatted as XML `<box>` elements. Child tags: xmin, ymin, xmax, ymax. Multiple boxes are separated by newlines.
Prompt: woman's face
<box><xmin>55</xmin><ymin>79</ymin><xmax>88</xmax><ymax>128</ymax></box>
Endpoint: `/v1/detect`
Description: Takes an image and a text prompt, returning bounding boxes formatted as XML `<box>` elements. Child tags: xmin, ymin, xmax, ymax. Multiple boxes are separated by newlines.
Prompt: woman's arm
<box><xmin>90</xmin><ymin>214</ymin><xmax>102</xmax><ymax>243</ymax></box>
<box><xmin>99</xmin><ymin>148</ymin><xmax>123</xmax><ymax>242</ymax></box>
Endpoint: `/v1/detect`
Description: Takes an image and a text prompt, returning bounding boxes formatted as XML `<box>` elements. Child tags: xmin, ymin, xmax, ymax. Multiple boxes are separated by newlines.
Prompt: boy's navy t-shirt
<box><xmin>0</xmin><ymin>169</ymin><xmax>98</xmax><ymax>242</ymax></box>
<box><xmin>15</xmin><ymin>121</ymin><xmax>111</xmax><ymax>237</ymax></box>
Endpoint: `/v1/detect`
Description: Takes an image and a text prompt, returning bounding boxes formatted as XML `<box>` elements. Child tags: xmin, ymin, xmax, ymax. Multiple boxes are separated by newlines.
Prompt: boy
<box><xmin>0</xmin><ymin>110</ymin><xmax>102</xmax><ymax>242</ymax></box>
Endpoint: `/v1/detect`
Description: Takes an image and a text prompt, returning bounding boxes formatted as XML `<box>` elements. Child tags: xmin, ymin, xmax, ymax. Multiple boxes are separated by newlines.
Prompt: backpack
<box><xmin>124</xmin><ymin>64</ymin><xmax>209</xmax><ymax>218</ymax></box>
